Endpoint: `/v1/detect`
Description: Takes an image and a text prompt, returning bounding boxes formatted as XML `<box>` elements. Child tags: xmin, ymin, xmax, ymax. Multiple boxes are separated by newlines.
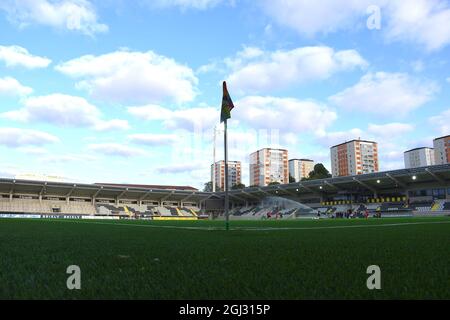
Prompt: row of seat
<box><xmin>0</xmin><ymin>199</ymin><xmax>95</xmax><ymax>214</ymax></box>
<box><xmin>94</xmin><ymin>204</ymin><xmax>200</xmax><ymax>217</ymax></box>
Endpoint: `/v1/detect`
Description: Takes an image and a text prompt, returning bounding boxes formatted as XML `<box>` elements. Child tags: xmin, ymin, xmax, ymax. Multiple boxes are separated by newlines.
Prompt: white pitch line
<box><xmin>233</xmin><ymin>220</ymin><xmax>450</xmax><ymax>231</ymax></box>
<box><xmin>50</xmin><ymin>219</ymin><xmax>219</xmax><ymax>231</ymax></box>
<box><xmin>44</xmin><ymin>219</ymin><xmax>450</xmax><ymax>232</ymax></box>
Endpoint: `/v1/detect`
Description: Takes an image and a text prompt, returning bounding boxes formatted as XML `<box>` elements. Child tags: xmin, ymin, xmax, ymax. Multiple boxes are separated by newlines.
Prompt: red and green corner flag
<box><xmin>220</xmin><ymin>81</ymin><xmax>234</xmax><ymax>231</ymax></box>
<box><xmin>220</xmin><ymin>81</ymin><xmax>234</xmax><ymax>123</ymax></box>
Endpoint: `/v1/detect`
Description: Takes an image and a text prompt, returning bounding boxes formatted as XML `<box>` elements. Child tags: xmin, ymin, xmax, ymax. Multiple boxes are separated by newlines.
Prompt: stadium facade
<box><xmin>1</xmin><ymin>164</ymin><xmax>450</xmax><ymax>219</ymax></box>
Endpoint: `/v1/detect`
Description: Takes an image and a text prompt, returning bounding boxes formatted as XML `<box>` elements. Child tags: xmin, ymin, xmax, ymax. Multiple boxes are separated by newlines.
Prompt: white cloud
<box><xmin>156</xmin><ymin>162</ymin><xmax>204</xmax><ymax>174</ymax></box>
<box><xmin>87</xmin><ymin>143</ymin><xmax>146</xmax><ymax>158</ymax></box>
<box><xmin>38</xmin><ymin>154</ymin><xmax>97</xmax><ymax>163</ymax></box>
<box><xmin>128</xmin><ymin>133</ymin><xmax>179</xmax><ymax>146</ymax></box>
<box><xmin>0</xmin><ymin>127</ymin><xmax>59</xmax><ymax>148</ymax></box>
<box><xmin>0</xmin><ymin>0</ymin><xmax>108</xmax><ymax>36</ymax></box>
<box><xmin>262</xmin><ymin>0</ymin><xmax>450</xmax><ymax>51</ymax></box>
<box><xmin>94</xmin><ymin>119</ymin><xmax>130</xmax><ymax>132</ymax></box>
<box><xmin>367</xmin><ymin>122</ymin><xmax>414</xmax><ymax>138</ymax></box>
<box><xmin>150</xmin><ymin>0</ymin><xmax>224</xmax><ymax>10</ymax></box>
<box><xmin>0</xmin><ymin>77</ymin><xmax>33</xmax><ymax>96</ymax></box>
<box><xmin>315</xmin><ymin>128</ymin><xmax>364</xmax><ymax>148</ymax></box>
<box><xmin>261</xmin><ymin>0</ymin><xmax>376</xmax><ymax>37</ymax></box>
<box><xmin>56</xmin><ymin>50</ymin><xmax>198</xmax><ymax>104</ymax></box>
<box><xmin>0</xmin><ymin>94</ymin><xmax>129</xmax><ymax>131</ymax></box>
<box><xmin>127</xmin><ymin>104</ymin><xmax>217</xmax><ymax>131</ymax></box>
<box><xmin>2</xmin><ymin>94</ymin><xmax>98</xmax><ymax>125</ymax></box>
<box><xmin>226</xmin><ymin>46</ymin><xmax>367</xmax><ymax>93</ymax></box>
<box><xmin>429</xmin><ymin>108</ymin><xmax>450</xmax><ymax>135</ymax></box>
<box><xmin>234</xmin><ymin>96</ymin><xmax>337</xmax><ymax>136</ymax></box>
<box><xmin>329</xmin><ymin>72</ymin><xmax>438</xmax><ymax>116</ymax></box>
<box><xmin>411</xmin><ymin>60</ymin><xmax>425</xmax><ymax>73</ymax></box>
<box><xmin>17</xmin><ymin>146</ymin><xmax>48</xmax><ymax>155</ymax></box>
<box><xmin>0</xmin><ymin>45</ymin><xmax>51</xmax><ymax>68</ymax></box>
<box><xmin>385</xmin><ymin>0</ymin><xmax>450</xmax><ymax>51</ymax></box>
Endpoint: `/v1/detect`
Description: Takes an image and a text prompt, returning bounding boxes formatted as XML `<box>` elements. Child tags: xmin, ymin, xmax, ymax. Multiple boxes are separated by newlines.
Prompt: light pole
<box><xmin>212</xmin><ymin>124</ymin><xmax>224</xmax><ymax>193</ymax></box>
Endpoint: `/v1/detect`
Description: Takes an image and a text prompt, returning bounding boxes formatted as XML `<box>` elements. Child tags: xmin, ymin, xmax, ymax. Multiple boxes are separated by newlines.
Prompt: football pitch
<box><xmin>1</xmin><ymin>217</ymin><xmax>449</xmax><ymax>300</ymax></box>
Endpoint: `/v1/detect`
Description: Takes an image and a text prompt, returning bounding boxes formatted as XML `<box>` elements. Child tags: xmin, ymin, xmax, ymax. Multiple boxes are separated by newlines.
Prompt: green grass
<box><xmin>0</xmin><ymin>217</ymin><xmax>449</xmax><ymax>299</ymax></box>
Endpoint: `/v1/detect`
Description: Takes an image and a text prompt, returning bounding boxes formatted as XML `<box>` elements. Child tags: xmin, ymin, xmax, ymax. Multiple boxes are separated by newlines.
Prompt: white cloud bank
<box><xmin>0</xmin><ymin>45</ymin><xmax>51</xmax><ymax>68</ymax></box>
<box><xmin>224</xmin><ymin>46</ymin><xmax>367</xmax><ymax>94</ymax></box>
<box><xmin>0</xmin><ymin>127</ymin><xmax>59</xmax><ymax>148</ymax></box>
<box><xmin>150</xmin><ymin>0</ymin><xmax>224</xmax><ymax>10</ymax></box>
<box><xmin>127</xmin><ymin>104</ymin><xmax>217</xmax><ymax>131</ymax></box>
<box><xmin>262</xmin><ymin>0</ymin><xmax>450</xmax><ymax>51</ymax></box>
<box><xmin>234</xmin><ymin>96</ymin><xmax>337</xmax><ymax>136</ymax></box>
<box><xmin>429</xmin><ymin>108</ymin><xmax>450</xmax><ymax>135</ymax></box>
<box><xmin>0</xmin><ymin>0</ymin><xmax>108</xmax><ymax>36</ymax></box>
<box><xmin>329</xmin><ymin>72</ymin><xmax>438</xmax><ymax>116</ymax></box>
<box><xmin>87</xmin><ymin>143</ymin><xmax>146</xmax><ymax>158</ymax></box>
<box><xmin>0</xmin><ymin>77</ymin><xmax>33</xmax><ymax>96</ymax></box>
<box><xmin>56</xmin><ymin>50</ymin><xmax>198</xmax><ymax>105</ymax></box>
<box><xmin>0</xmin><ymin>94</ymin><xmax>130</xmax><ymax>132</ymax></box>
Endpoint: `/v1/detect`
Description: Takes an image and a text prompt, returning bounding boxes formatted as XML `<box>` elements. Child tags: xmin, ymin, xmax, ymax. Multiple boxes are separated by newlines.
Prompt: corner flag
<box><xmin>220</xmin><ymin>81</ymin><xmax>234</xmax><ymax>231</ymax></box>
<box><xmin>220</xmin><ymin>81</ymin><xmax>234</xmax><ymax>123</ymax></box>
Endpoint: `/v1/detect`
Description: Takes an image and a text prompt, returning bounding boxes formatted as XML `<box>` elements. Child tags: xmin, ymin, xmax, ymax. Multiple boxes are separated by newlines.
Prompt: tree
<box><xmin>268</xmin><ymin>181</ymin><xmax>281</xmax><ymax>186</ymax></box>
<box><xmin>231</xmin><ymin>183</ymin><xmax>246</xmax><ymax>190</ymax></box>
<box><xmin>203</xmin><ymin>181</ymin><xmax>213</xmax><ymax>192</ymax></box>
<box><xmin>203</xmin><ymin>181</ymin><xmax>222</xmax><ymax>192</ymax></box>
<box><xmin>289</xmin><ymin>175</ymin><xmax>296</xmax><ymax>183</ymax></box>
<box><xmin>302</xmin><ymin>163</ymin><xmax>332</xmax><ymax>181</ymax></box>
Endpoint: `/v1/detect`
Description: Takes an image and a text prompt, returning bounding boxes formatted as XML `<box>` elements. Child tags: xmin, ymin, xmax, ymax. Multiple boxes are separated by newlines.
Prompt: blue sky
<box><xmin>0</xmin><ymin>0</ymin><xmax>449</xmax><ymax>189</ymax></box>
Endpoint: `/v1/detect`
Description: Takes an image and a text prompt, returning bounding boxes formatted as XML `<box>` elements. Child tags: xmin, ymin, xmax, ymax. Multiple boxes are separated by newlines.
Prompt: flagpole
<box><xmin>212</xmin><ymin>125</ymin><xmax>216</xmax><ymax>193</ymax></box>
<box><xmin>224</xmin><ymin>118</ymin><xmax>230</xmax><ymax>231</ymax></box>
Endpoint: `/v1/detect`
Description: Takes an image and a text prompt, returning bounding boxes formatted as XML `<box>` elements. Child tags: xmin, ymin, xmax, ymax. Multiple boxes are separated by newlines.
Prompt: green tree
<box><xmin>231</xmin><ymin>183</ymin><xmax>246</xmax><ymax>190</ymax></box>
<box><xmin>268</xmin><ymin>181</ymin><xmax>281</xmax><ymax>186</ymax></box>
<box><xmin>302</xmin><ymin>163</ymin><xmax>332</xmax><ymax>181</ymax></box>
<box><xmin>203</xmin><ymin>181</ymin><xmax>213</xmax><ymax>192</ymax></box>
<box><xmin>203</xmin><ymin>181</ymin><xmax>222</xmax><ymax>192</ymax></box>
<box><xmin>289</xmin><ymin>175</ymin><xmax>296</xmax><ymax>183</ymax></box>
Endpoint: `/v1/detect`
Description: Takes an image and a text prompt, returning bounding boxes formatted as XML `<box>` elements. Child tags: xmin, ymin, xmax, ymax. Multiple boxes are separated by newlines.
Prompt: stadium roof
<box><xmin>216</xmin><ymin>164</ymin><xmax>450</xmax><ymax>202</ymax></box>
<box><xmin>1</xmin><ymin>164</ymin><xmax>449</xmax><ymax>204</ymax></box>
<box><xmin>94</xmin><ymin>183</ymin><xmax>198</xmax><ymax>191</ymax></box>
<box><xmin>0</xmin><ymin>179</ymin><xmax>216</xmax><ymax>203</ymax></box>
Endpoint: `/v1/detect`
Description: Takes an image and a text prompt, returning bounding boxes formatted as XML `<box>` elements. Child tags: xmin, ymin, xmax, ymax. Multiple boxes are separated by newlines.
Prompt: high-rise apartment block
<box><xmin>249</xmin><ymin>148</ymin><xmax>288</xmax><ymax>186</ymax></box>
<box><xmin>330</xmin><ymin>140</ymin><xmax>379</xmax><ymax>177</ymax></box>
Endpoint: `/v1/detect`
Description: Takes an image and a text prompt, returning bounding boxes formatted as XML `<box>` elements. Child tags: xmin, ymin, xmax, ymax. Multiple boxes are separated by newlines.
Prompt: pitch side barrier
<box><xmin>0</xmin><ymin>213</ymin><xmax>204</xmax><ymax>220</ymax></box>
<box><xmin>0</xmin><ymin>213</ymin><xmax>121</xmax><ymax>220</ymax></box>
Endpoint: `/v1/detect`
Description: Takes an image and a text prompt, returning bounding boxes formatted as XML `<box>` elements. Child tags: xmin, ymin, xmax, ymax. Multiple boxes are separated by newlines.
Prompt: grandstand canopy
<box><xmin>216</xmin><ymin>164</ymin><xmax>450</xmax><ymax>202</ymax></box>
<box><xmin>1</xmin><ymin>164</ymin><xmax>449</xmax><ymax>205</ymax></box>
<box><xmin>0</xmin><ymin>178</ymin><xmax>216</xmax><ymax>203</ymax></box>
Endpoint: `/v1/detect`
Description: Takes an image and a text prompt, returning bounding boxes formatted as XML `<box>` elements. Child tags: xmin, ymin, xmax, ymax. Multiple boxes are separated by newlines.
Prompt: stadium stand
<box><xmin>1</xmin><ymin>164</ymin><xmax>449</xmax><ymax>219</ymax></box>
<box><xmin>94</xmin><ymin>203</ymin><xmax>200</xmax><ymax>218</ymax></box>
<box><xmin>0</xmin><ymin>198</ymin><xmax>96</xmax><ymax>215</ymax></box>
<box><xmin>409</xmin><ymin>201</ymin><xmax>433</xmax><ymax>212</ymax></box>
